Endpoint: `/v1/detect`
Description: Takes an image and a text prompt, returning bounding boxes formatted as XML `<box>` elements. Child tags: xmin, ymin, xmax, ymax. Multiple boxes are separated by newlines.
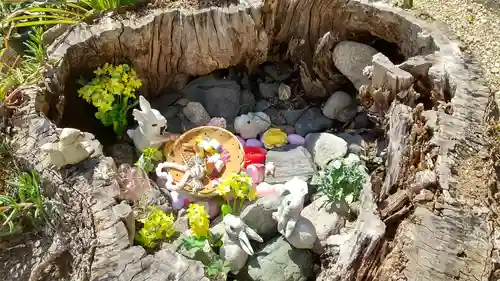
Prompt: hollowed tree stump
<box><xmin>2</xmin><ymin>0</ymin><xmax>496</xmax><ymax>281</ymax></box>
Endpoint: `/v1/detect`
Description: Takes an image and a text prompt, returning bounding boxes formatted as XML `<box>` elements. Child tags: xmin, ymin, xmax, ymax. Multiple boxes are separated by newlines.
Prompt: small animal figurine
<box><xmin>234</xmin><ymin>112</ymin><xmax>271</xmax><ymax>139</ymax></box>
<box><xmin>206</xmin><ymin>117</ymin><xmax>227</xmax><ymax>128</ymax></box>
<box><xmin>272</xmin><ymin>177</ymin><xmax>317</xmax><ymax>249</ymax></box>
<box><xmin>40</xmin><ymin>128</ymin><xmax>93</xmax><ymax>168</ymax></box>
<box><xmin>127</xmin><ymin>96</ymin><xmax>168</xmax><ymax>151</ymax></box>
<box><xmin>220</xmin><ymin>214</ymin><xmax>263</xmax><ymax>274</ymax></box>
<box><xmin>155</xmin><ymin>155</ymin><xmax>206</xmax><ymax>193</ymax></box>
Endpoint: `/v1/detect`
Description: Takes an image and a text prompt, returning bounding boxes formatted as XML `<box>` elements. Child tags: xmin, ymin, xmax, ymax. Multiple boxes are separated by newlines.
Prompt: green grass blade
<box><xmin>23</xmin><ymin>7</ymin><xmax>85</xmax><ymax>18</ymax></box>
<box><xmin>67</xmin><ymin>2</ymin><xmax>90</xmax><ymax>13</ymax></box>
<box><xmin>14</xmin><ymin>19</ymin><xmax>80</xmax><ymax>27</ymax></box>
<box><xmin>7</xmin><ymin>14</ymin><xmax>74</xmax><ymax>22</ymax></box>
<box><xmin>0</xmin><ymin>212</ymin><xmax>15</xmax><ymax>236</ymax></box>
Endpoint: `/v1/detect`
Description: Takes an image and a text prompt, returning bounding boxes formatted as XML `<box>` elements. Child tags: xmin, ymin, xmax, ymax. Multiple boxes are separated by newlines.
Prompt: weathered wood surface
<box><xmin>2</xmin><ymin>0</ymin><xmax>495</xmax><ymax>280</ymax></box>
<box><xmin>377</xmin><ymin>207</ymin><xmax>492</xmax><ymax>281</ymax></box>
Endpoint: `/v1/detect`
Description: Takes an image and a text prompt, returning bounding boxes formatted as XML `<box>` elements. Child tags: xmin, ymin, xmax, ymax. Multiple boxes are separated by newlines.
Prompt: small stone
<box><xmin>294</xmin><ymin>107</ymin><xmax>333</xmax><ymax>136</ymax></box>
<box><xmin>241</xmin><ymin>194</ymin><xmax>282</xmax><ymax>238</ymax></box>
<box><xmin>239</xmin><ymin>90</ymin><xmax>256</xmax><ymax>114</ymax></box>
<box><xmin>256</xmin><ymin>99</ymin><xmax>272</xmax><ymax>112</ymax></box>
<box><xmin>277</xmin><ymin>125</ymin><xmax>295</xmax><ymax>134</ymax></box>
<box><xmin>332</xmin><ymin>41</ymin><xmax>378</xmax><ymax>90</ymax></box>
<box><xmin>241</xmin><ymin>237</ymin><xmax>313</xmax><ymax>281</ymax></box>
<box><xmin>259</xmin><ymin>83</ymin><xmax>280</xmax><ymax>99</ymax></box>
<box><xmin>107</xmin><ymin>143</ymin><xmax>136</xmax><ymax>166</ymax></box>
<box><xmin>304</xmin><ymin>133</ymin><xmax>348</xmax><ymax>167</ymax></box>
<box><xmin>491</xmin><ymin>68</ymin><xmax>499</xmax><ymax>74</ymax></box>
<box><xmin>353</xmin><ymin>112</ymin><xmax>371</xmax><ymax>129</ymax></box>
<box><xmin>301</xmin><ymin>196</ymin><xmax>346</xmax><ymax>253</ymax></box>
<box><xmin>322</xmin><ymin>91</ymin><xmax>357</xmax><ymax>122</ymax></box>
<box><xmin>263</xmin><ymin>107</ymin><xmax>287</xmax><ymax>125</ymax></box>
<box><xmin>413</xmin><ymin>189</ymin><xmax>434</xmax><ymax>202</ymax></box>
<box><xmin>183</xmin><ymin>102</ymin><xmax>211</xmax><ymax>126</ymax></box>
<box><xmin>278</xmin><ymin>83</ymin><xmax>292</xmax><ymax>100</ymax></box>
<box><xmin>263</xmin><ymin>64</ymin><xmax>293</xmax><ymax>81</ymax></box>
<box><xmin>280</xmin><ymin>108</ymin><xmax>307</xmax><ymax>126</ymax></box>
<box><xmin>264</xmin><ymin>146</ymin><xmax>316</xmax><ymax>184</ymax></box>
<box><xmin>336</xmin><ymin>132</ymin><xmax>365</xmax><ymax>155</ymax></box>
<box><xmin>411</xmin><ymin>170</ymin><xmax>437</xmax><ymax>193</ymax></box>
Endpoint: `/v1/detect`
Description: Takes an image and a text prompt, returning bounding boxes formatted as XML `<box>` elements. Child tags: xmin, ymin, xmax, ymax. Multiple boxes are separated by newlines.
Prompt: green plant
<box><xmin>0</xmin><ymin>26</ymin><xmax>45</xmax><ymax>100</ymax></box>
<box><xmin>135</xmin><ymin>147</ymin><xmax>163</xmax><ymax>173</ymax></box>
<box><xmin>78</xmin><ymin>63</ymin><xmax>142</xmax><ymax>137</ymax></box>
<box><xmin>215</xmin><ymin>172</ymin><xmax>256</xmax><ymax>216</ymax></box>
<box><xmin>0</xmin><ymin>170</ymin><xmax>56</xmax><ymax>236</ymax></box>
<box><xmin>185</xmin><ymin>203</ymin><xmax>210</xmax><ymax>238</ymax></box>
<box><xmin>315</xmin><ymin>156</ymin><xmax>367</xmax><ymax>205</ymax></box>
<box><xmin>135</xmin><ymin>206</ymin><xmax>176</xmax><ymax>248</ymax></box>
<box><xmin>205</xmin><ymin>259</ymin><xmax>231</xmax><ymax>279</ymax></box>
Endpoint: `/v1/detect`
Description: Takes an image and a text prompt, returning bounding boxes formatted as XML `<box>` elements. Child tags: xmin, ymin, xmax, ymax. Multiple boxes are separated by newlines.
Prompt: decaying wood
<box><xmin>376</xmin><ymin>207</ymin><xmax>492</xmax><ymax>281</ymax></box>
<box><xmin>379</xmin><ymin>189</ymin><xmax>410</xmax><ymax>219</ymax></box>
<box><xmin>380</xmin><ymin>103</ymin><xmax>413</xmax><ymax>200</ymax></box>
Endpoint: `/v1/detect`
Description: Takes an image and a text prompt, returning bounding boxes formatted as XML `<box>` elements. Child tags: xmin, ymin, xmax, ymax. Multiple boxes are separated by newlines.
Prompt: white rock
<box><xmin>304</xmin><ymin>133</ymin><xmax>348</xmax><ymax>167</ymax></box>
<box><xmin>322</xmin><ymin>91</ymin><xmax>357</xmax><ymax>122</ymax></box>
<box><xmin>278</xmin><ymin>83</ymin><xmax>292</xmax><ymax>101</ymax></box>
<box><xmin>332</xmin><ymin>41</ymin><xmax>378</xmax><ymax>90</ymax></box>
<box><xmin>183</xmin><ymin>102</ymin><xmax>211</xmax><ymax>126</ymax></box>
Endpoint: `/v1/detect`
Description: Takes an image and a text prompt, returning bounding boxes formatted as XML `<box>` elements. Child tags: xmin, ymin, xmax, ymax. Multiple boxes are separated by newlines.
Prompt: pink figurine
<box><xmin>207</xmin><ymin>117</ymin><xmax>227</xmax><ymax>128</ymax></box>
<box><xmin>245</xmin><ymin>163</ymin><xmax>265</xmax><ymax>186</ymax></box>
<box><xmin>256</xmin><ymin>182</ymin><xmax>279</xmax><ymax>197</ymax></box>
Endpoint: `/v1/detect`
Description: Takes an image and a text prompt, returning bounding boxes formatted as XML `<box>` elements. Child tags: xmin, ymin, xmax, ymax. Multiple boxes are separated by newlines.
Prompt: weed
<box><xmin>314</xmin><ymin>154</ymin><xmax>367</xmax><ymax>205</ymax></box>
<box><xmin>0</xmin><ymin>170</ymin><xmax>57</xmax><ymax>236</ymax></box>
<box><xmin>135</xmin><ymin>147</ymin><xmax>163</xmax><ymax>173</ymax></box>
<box><xmin>134</xmin><ymin>206</ymin><xmax>176</xmax><ymax>248</ymax></box>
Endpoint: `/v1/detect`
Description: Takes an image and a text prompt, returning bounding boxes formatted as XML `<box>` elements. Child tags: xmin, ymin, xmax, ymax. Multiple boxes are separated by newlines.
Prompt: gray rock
<box><xmin>411</xmin><ymin>169</ymin><xmax>437</xmax><ymax>192</ymax></box>
<box><xmin>112</xmin><ymin>202</ymin><xmax>135</xmax><ymax>245</ymax></box>
<box><xmin>183</xmin><ymin>76</ymin><xmax>241</xmax><ymax>122</ymax></box>
<box><xmin>332</xmin><ymin>41</ymin><xmax>378</xmax><ymax>90</ymax></box>
<box><xmin>301</xmin><ymin>196</ymin><xmax>345</xmax><ymax>253</ymax></box>
<box><xmin>280</xmin><ymin>108</ymin><xmax>307</xmax><ymax>126</ymax></box>
<box><xmin>240</xmin><ymin>90</ymin><xmax>256</xmax><ymax>114</ymax></box>
<box><xmin>259</xmin><ymin>83</ymin><xmax>279</xmax><ymax>99</ymax></box>
<box><xmin>278</xmin><ymin>83</ymin><xmax>292</xmax><ymax>101</ymax></box>
<box><xmin>413</xmin><ymin>189</ymin><xmax>434</xmax><ymax>202</ymax></box>
<box><xmin>294</xmin><ymin>107</ymin><xmax>333</xmax><ymax>136</ymax></box>
<box><xmin>353</xmin><ymin>112</ymin><xmax>371</xmax><ymax>129</ymax></box>
<box><xmin>240</xmin><ymin>193</ymin><xmax>282</xmax><ymax>238</ymax></box>
<box><xmin>322</xmin><ymin>91</ymin><xmax>357</xmax><ymax>122</ymax></box>
<box><xmin>304</xmin><ymin>133</ymin><xmax>348</xmax><ymax>167</ymax></box>
<box><xmin>183</xmin><ymin>102</ymin><xmax>211</xmax><ymax>126</ymax></box>
<box><xmin>263</xmin><ymin>107</ymin><xmax>286</xmax><ymax>125</ymax></box>
<box><xmin>264</xmin><ymin>146</ymin><xmax>316</xmax><ymax>184</ymax></box>
<box><xmin>174</xmin><ymin>208</ymin><xmax>190</xmax><ymax>234</ymax></box>
<box><xmin>336</xmin><ymin>132</ymin><xmax>365</xmax><ymax>155</ymax></box>
<box><xmin>163</xmin><ymin>105</ymin><xmax>181</xmax><ymax>118</ymax></box>
<box><xmin>239</xmin><ymin>237</ymin><xmax>313</xmax><ymax>281</ymax></box>
<box><xmin>107</xmin><ymin>143</ymin><xmax>136</xmax><ymax>166</ymax></box>
<box><xmin>263</xmin><ymin>64</ymin><xmax>293</xmax><ymax>81</ymax></box>
<box><xmin>256</xmin><ymin>99</ymin><xmax>272</xmax><ymax>112</ymax></box>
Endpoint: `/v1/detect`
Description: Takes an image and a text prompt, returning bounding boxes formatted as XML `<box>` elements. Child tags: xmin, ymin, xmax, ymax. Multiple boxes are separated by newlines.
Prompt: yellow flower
<box><xmin>186</xmin><ymin>204</ymin><xmax>210</xmax><ymax>238</ymax></box>
<box><xmin>216</xmin><ymin>183</ymin><xmax>231</xmax><ymax>196</ymax></box>
<box><xmin>262</xmin><ymin>128</ymin><xmax>288</xmax><ymax>149</ymax></box>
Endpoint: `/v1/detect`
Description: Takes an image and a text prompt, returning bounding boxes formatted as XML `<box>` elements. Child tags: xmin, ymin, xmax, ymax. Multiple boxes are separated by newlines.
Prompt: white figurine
<box><xmin>234</xmin><ymin>112</ymin><xmax>271</xmax><ymax>139</ymax></box>
<box><xmin>40</xmin><ymin>128</ymin><xmax>93</xmax><ymax>168</ymax></box>
<box><xmin>220</xmin><ymin>214</ymin><xmax>263</xmax><ymax>274</ymax></box>
<box><xmin>127</xmin><ymin>96</ymin><xmax>168</xmax><ymax>151</ymax></box>
<box><xmin>272</xmin><ymin>177</ymin><xmax>317</xmax><ymax>249</ymax></box>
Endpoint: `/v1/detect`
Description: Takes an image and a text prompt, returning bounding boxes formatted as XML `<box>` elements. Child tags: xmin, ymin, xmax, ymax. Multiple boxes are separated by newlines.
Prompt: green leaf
<box><xmin>181</xmin><ymin>236</ymin><xmax>206</xmax><ymax>251</ymax></box>
<box><xmin>221</xmin><ymin>204</ymin><xmax>232</xmax><ymax>217</ymax></box>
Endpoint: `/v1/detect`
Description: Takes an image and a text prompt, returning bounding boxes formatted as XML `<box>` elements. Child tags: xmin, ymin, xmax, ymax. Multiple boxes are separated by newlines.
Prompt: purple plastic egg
<box><xmin>236</xmin><ymin>135</ymin><xmax>246</xmax><ymax>147</ymax></box>
<box><xmin>245</xmin><ymin>138</ymin><xmax>264</xmax><ymax>148</ymax></box>
<box><xmin>288</xmin><ymin>134</ymin><xmax>305</xmax><ymax>145</ymax></box>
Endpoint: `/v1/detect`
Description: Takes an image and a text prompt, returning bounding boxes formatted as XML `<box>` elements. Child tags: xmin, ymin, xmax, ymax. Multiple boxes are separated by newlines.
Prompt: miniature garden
<box><xmin>0</xmin><ymin>0</ymin><xmax>497</xmax><ymax>281</ymax></box>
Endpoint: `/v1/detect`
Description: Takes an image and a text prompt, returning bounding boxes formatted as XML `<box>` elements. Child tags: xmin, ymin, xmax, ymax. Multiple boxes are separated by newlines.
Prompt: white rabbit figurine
<box><xmin>272</xmin><ymin>177</ymin><xmax>317</xmax><ymax>249</ymax></box>
<box><xmin>127</xmin><ymin>96</ymin><xmax>168</xmax><ymax>151</ymax></box>
<box><xmin>220</xmin><ymin>214</ymin><xmax>263</xmax><ymax>274</ymax></box>
<box><xmin>41</xmin><ymin>128</ymin><xmax>93</xmax><ymax>168</ymax></box>
<box><xmin>234</xmin><ymin>112</ymin><xmax>271</xmax><ymax>139</ymax></box>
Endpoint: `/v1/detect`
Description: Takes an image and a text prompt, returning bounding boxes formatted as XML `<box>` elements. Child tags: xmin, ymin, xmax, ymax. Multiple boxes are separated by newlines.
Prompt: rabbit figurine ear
<box><xmin>132</xmin><ymin>109</ymin><xmax>147</xmax><ymax>124</ymax></box>
<box><xmin>138</xmin><ymin>96</ymin><xmax>152</xmax><ymax>113</ymax></box>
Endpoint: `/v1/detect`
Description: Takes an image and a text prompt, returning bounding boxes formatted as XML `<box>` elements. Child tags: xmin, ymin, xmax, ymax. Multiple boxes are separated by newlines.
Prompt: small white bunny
<box><xmin>127</xmin><ymin>96</ymin><xmax>168</xmax><ymax>151</ymax></box>
<box><xmin>220</xmin><ymin>214</ymin><xmax>263</xmax><ymax>274</ymax></box>
<box><xmin>41</xmin><ymin>128</ymin><xmax>93</xmax><ymax>168</ymax></box>
<box><xmin>272</xmin><ymin>177</ymin><xmax>317</xmax><ymax>249</ymax></box>
<box><xmin>234</xmin><ymin>112</ymin><xmax>271</xmax><ymax>139</ymax></box>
